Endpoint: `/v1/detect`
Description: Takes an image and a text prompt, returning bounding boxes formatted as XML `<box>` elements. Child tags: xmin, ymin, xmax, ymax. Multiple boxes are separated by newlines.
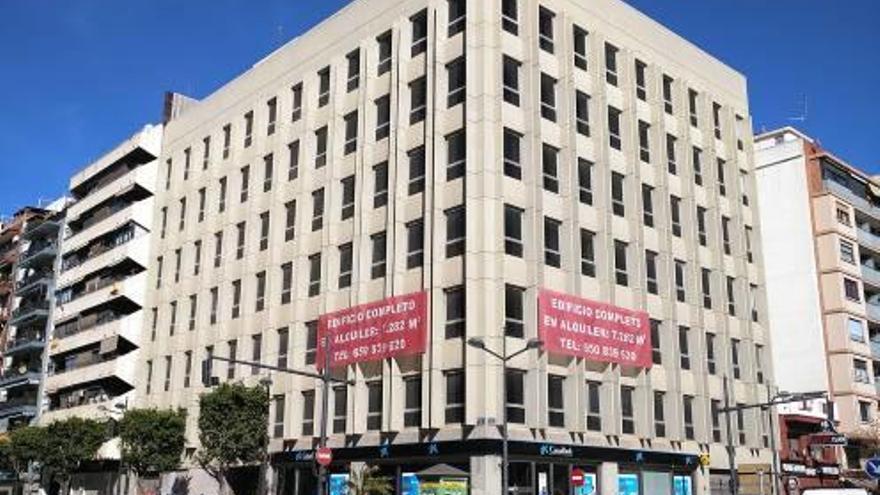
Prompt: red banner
<box><xmin>538</xmin><ymin>289</ymin><xmax>652</xmax><ymax>368</ymax></box>
<box><xmin>317</xmin><ymin>291</ymin><xmax>428</xmax><ymax>369</ymax></box>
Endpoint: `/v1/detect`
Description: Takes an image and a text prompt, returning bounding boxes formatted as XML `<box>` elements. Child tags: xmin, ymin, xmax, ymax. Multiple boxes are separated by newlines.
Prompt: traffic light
<box><xmin>201</xmin><ymin>358</ymin><xmax>218</xmax><ymax>387</ymax></box>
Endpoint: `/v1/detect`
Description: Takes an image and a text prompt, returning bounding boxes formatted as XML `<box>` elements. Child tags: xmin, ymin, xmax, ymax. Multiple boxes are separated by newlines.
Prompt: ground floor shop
<box><xmin>273</xmin><ymin>439</ymin><xmax>709</xmax><ymax>495</ymax></box>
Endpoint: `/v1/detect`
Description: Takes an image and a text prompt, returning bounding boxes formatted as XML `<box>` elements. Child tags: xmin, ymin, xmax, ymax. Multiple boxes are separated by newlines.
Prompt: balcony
<box><xmin>859</xmin><ymin>228</ymin><xmax>880</xmax><ymax>254</ymax></box>
<box><xmin>4</xmin><ymin>332</ymin><xmax>45</xmax><ymax>356</ymax></box>
<box><xmin>0</xmin><ymin>397</ymin><xmax>38</xmax><ymax>420</ymax></box>
<box><xmin>18</xmin><ymin>242</ymin><xmax>58</xmax><ymax>269</ymax></box>
<box><xmin>863</xmin><ymin>265</ymin><xmax>880</xmax><ymax>289</ymax></box>
<box><xmin>15</xmin><ymin>270</ymin><xmax>51</xmax><ymax>296</ymax></box>
<box><xmin>825</xmin><ymin>180</ymin><xmax>880</xmax><ymax>220</ymax></box>
<box><xmin>9</xmin><ymin>299</ymin><xmax>49</xmax><ymax>326</ymax></box>
<box><xmin>0</xmin><ymin>368</ymin><xmax>42</xmax><ymax>390</ymax></box>
<box><xmin>868</xmin><ymin>303</ymin><xmax>880</xmax><ymax>324</ymax></box>
<box><xmin>45</xmin><ymin>358</ymin><xmax>131</xmax><ymax>395</ymax></box>
<box><xmin>22</xmin><ymin>217</ymin><xmax>61</xmax><ymax>240</ymax></box>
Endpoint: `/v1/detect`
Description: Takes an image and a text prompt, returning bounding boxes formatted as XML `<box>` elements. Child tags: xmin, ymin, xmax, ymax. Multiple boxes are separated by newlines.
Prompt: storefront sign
<box><xmin>538</xmin><ymin>289</ymin><xmax>652</xmax><ymax>368</ymax></box>
<box><xmin>809</xmin><ymin>433</ymin><xmax>847</xmax><ymax>446</ymax></box>
<box><xmin>329</xmin><ymin>474</ymin><xmax>349</xmax><ymax>495</ymax></box>
<box><xmin>574</xmin><ymin>473</ymin><xmax>597</xmax><ymax>495</ymax></box>
<box><xmin>420</xmin><ymin>477</ymin><xmax>468</xmax><ymax>495</ymax></box>
<box><xmin>618</xmin><ymin>474</ymin><xmax>639</xmax><ymax>495</ymax></box>
<box><xmin>317</xmin><ymin>291</ymin><xmax>427</xmax><ymax>368</ymax></box>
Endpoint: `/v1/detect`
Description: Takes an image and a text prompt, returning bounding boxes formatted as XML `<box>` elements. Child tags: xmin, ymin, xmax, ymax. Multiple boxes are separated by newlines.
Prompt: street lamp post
<box><xmin>467</xmin><ymin>336</ymin><xmax>543</xmax><ymax>495</ymax></box>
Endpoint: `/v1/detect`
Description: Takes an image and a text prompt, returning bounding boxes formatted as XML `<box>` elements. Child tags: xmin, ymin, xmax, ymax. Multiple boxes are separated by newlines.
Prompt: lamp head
<box><xmin>526</xmin><ymin>339</ymin><xmax>544</xmax><ymax>350</ymax></box>
<box><xmin>466</xmin><ymin>337</ymin><xmax>486</xmax><ymax>350</ymax></box>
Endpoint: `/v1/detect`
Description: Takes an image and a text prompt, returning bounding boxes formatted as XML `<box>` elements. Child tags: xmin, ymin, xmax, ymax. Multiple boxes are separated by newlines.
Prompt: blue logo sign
<box><xmin>865</xmin><ymin>458</ymin><xmax>880</xmax><ymax>480</ymax></box>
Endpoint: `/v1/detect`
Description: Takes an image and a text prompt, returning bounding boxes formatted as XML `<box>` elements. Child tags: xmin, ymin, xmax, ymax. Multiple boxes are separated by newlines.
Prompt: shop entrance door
<box><xmin>534</xmin><ymin>463</ymin><xmax>570</xmax><ymax>495</ymax></box>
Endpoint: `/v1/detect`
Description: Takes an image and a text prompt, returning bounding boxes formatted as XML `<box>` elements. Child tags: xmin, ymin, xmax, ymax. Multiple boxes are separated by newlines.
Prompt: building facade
<box><xmin>755</xmin><ymin>127</ymin><xmax>880</xmax><ymax>485</ymax></box>
<box><xmin>142</xmin><ymin>0</ymin><xmax>773</xmax><ymax>494</ymax></box>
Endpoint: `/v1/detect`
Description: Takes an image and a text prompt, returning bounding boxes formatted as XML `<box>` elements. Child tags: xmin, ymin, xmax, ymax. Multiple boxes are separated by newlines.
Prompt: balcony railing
<box><xmin>18</xmin><ymin>242</ymin><xmax>57</xmax><ymax>268</ymax></box>
<box><xmin>4</xmin><ymin>333</ymin><xmax>45</xmax><ymax>355</ymax></box>
<box><xmin>23</xmin><ymin>218</ymin><xmax>61</xmax><ymax>239</ymax></box>
<box><xmin>15</xmin><ymin>271</ymin><xmax>51</xmax><ymax>294</ymax></box>
<box><xmin>54</xmin><ymin>310</ymin><xmax>124</xmax><ymax>340</ymax></box>
<box><xmin>0</xmin><ymin>397</ymin><xmax>38</xmax><ymax>418</ymax></box>
<box><xmin>858</xmin><ymin>227</ymin><xmax>880</xmax><ymax>253</ymax></box>
<box><xmin>50</xmin><ymin>352</ymin><xmax>117</xmax><ymax>376</ymax></box>
<box><xmin>61</xmin><ymin>226</ymin><xmax>136</xmax><ymax>273</ymax></box>
<box><xmin>0</xmin><ymin>368</ymin><xmax>41</xmax><ymax>389</ymax></box>
<box><xmin>9</xmin><ymin>300</ymin><xmax>49</xmax><ymax>324</ymax></box>
<box><xmin>862</xmin><ymin>264</ymin><xmax>880</xmax><ymax>289</ymax></box>
<box><xmin>825</xmin><ymin>180</ymin><xmax>880</xmax><ymax>219</ymax></box>
<box><xmin>59</xmin><ymin>275</ymin><xmax>125</xmax><ymax>306</ymax></box>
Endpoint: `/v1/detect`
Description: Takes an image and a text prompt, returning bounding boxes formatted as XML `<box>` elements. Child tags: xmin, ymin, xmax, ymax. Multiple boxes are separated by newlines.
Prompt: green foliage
<box><xmin>119</xmin><ymin>408</ymin><xmax>187</xmax><ymax>476</ymax></box>
<box><xmin>41</xmin><ymin>418</ymin><xmax>108</xmax><ymax>481</ymax></box>
<box><xmin>347</xmin><ymin>465</ymin><xmax>394</xmax><ymax>495</ymax></box>
<box><xmin>196</xmin><ymin>383</ymin><xmax>268</xmax><ymax>479</ymax></box>
<box><xmin>6</xmin><ymin>426</ymin><xmax>48</xmax><ymax>472</ymax></box>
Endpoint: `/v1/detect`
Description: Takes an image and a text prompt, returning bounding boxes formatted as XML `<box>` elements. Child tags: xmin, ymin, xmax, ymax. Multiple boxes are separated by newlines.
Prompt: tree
<box><xmin>41</xmin><ymin>418</ymin><xmax>108</xmax><ymax>494</ymax></box>
<box><xmin>347</xmin><ymin>465</ymin><xmax>394</xmax><ymax>495</ymax></box>
<box><xmin>118</xmin><ymin>408</ymin><xmax>187</xmax><ymax>493</ymax></box>
<box><xmin>196</xmin><ymin>383</ymin><xmax>268</xmax><ymax>494</ymax></box>
<box><xmin>6</xmin><ymin>426</ymin><xmax>48</xmax><ymax>474</ymax></box>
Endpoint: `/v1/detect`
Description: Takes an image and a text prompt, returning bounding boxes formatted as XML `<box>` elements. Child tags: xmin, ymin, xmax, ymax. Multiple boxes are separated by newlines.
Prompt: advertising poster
<box><xmin>618</xmin><ymin>474</ymin><xmax>639</xmax><ymax>495</ymax></box>
<box><xmin>329</xmin><ymin>474</ymin><xmax>349</xmax><ymax>495</ymax></box>
<box><xmin>537</xmin><ymin>472</ymin><xmax>548</xmax><ymax>495</ymax></box>
<box><xmin>317</xmin><ymin>291</ymin><xmax>428</xmax><ymax>368</ymax></box>
<box><xmin>674</xmin><ymin>475</ymin><xmax>693</xmax><ymax>495</ymax></box>
<box><xmin>574</xmin><ymin>473</ymin><xmax>597</xmax><ymax>495</ymax></box>
<box><xmin>401</xmin><ymin>473</ymin><xmax>420</xmax><ymax>495</ymax></box>
<box><xmin>538</xmin><ymin>289</ymin><xmax>652</xmax><ymax>368</ymax></box>
<box><xmin>419</xmin><ymin>477</ymin><xmax>468</xmax><ymax>495</ymax></box>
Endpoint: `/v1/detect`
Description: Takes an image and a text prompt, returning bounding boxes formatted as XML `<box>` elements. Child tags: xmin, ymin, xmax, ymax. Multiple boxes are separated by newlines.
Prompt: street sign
<box><xmin>699</xmin><ymin>453</ymin><xmax>711</xmax><ymax>467</ymax></box>
<box><xmin>865</xmin><ymin>458</ymin><xmax>880</xmax><ymax>480</ymax></box>
<box><xmin>571</xmin><ymin>468</ymin><xmax>586</xmax><ymax>487</ymax></box>
<box><xmin>316</xmin><ymin>447</ymin><xmax>333</xmax><ymax>467</ymax></box>
<box><xmin>810</xmin><ymin>433</ymin><xmax>847</xmax><ymax>447</ymax></box>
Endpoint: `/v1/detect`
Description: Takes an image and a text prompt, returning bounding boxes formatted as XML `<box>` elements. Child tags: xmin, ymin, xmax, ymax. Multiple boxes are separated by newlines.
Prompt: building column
<box><xmin>693</xmin><ymin>467</ymin><xmax>709</xmax><ymax>495</ymax></box>
<box><xmin>470</xmin><ymin>455</ymin><xmax>501</xmax><ymax>495</ymax></box>
<box><xmin>598</xmin><ymin>462</ymin><xmax>618</xmax><ymax>495</ymax></box>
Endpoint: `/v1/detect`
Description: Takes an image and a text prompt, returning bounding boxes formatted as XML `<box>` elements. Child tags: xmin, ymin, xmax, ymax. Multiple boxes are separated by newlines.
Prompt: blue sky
<box><xmin>1</xmin><ymin>0</ymin><xmax>878</xmax><ymax>216</ymax></box>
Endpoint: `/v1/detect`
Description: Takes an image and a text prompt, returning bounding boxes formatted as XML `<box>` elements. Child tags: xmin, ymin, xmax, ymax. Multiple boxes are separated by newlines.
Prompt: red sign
<box><xmin>571</xmin><ymin>468</ymin><xmax>586</xmax><ymax>487</ymax></box>
<box><xmin>317</xmin><ymin>291</ymin><xmax>428</xmax><ymax>369</ymax></box>
<box><xmin>316</xmin><ymin>446</ymin><xmax>332</xmax><ymax>466</ymax></box>
<box><xmin>538</xmin><ymin>289</ymin><xmax>652</xmax><ymax>368</ymax></box>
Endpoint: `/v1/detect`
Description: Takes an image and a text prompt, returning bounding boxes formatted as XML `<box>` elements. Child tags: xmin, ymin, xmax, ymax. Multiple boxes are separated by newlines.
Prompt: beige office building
<box><xmin>142</xmin><ymin>0</ymin><xmax>773</xmax><ymax>493</ymax></box>
<box><xmin>755</xmin><ymin>127</ymin><xmax>880</xmax><ymax>477</ymax></box>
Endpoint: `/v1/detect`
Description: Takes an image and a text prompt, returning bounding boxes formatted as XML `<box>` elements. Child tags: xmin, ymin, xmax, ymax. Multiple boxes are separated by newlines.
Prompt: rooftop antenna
<box><xmin>787</xmin><ymin>93</ymin><xmax>808</xmax><ymax>123</ymax></box>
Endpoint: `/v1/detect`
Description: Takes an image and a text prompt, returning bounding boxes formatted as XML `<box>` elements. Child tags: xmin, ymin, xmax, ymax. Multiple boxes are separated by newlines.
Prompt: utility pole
<box><xmin>723</xmin><ymin>376</ymin><xmax>739</xmax><ymax>495</ymax></box>
<box><xmin>317</xmin><ymin>336</ymin><xmax>332</xmax><ymax>495</ymax></box>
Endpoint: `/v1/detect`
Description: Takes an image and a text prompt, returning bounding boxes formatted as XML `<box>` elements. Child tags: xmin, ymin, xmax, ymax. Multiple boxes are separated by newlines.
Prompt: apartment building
<box><xmin>0</xmin><ymin>206</ymin><xmax>63</xmax><ymax>431</ymax></box>
<box><xmin>36</xmin><ymin>125</ymin><xmax>161</xmax><ymax>493</ymax></box>
<box><xmin>755</xmin><ymin>127</ymin><xmax>880</xmax><ymax>479</ymax></box>
<box><xmin>143</xmin><ymin>0</ymin><xmax>772</xmax><ymax>494</ymax></box>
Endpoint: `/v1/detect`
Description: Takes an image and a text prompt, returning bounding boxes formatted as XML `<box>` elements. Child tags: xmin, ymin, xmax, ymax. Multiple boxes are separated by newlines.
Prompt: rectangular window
<box><xmin>287</xmin><ymin>140</ymin><xmax>300</xmax><ymax>181</ymax></box>
<box><xmin>654</xmin><ymin>391</ymin><xmax>665</xmax><ymax>437</ymax></box>
<box><xmin>573</xmin><ymin>25</ymin><xmax>588</xmax><ymax>70</ymax></box>
<box><xmin>188</xmin><ymin>295</ymin><xmax>197</xmax><ymax>331</ymax></box>
<box><xmin>641</xmin><ymin>184</ymin><xmax>654</xmax><ymax>227</ymax></box>
<box><xmin>371</xmin><ymin>232</ymin><xmax>387</xmax><ymax>279</ymax></box>
<box><xmin>755</xmin><ymin>344</ymin><xmax>765</xmax><ymax>384</ymax></box>
<box><xmin>711</xmin><ymin>399</ymin><xmax>722</xmax><ymax>442</ymax></box>
<box><xmin>301</xmin><ymin>390</ymin><xmax>315</xmax><ymax>436</ymax></box>
<box><xmin>502</xmin><ymin>56</ymin><xmax>520</xmax><ymax>106</ymax></box>
<box><xmin>706</xmin><ymin>333</ymin><xmax>717</xmax><ymax>375</ymax></box>
<box><xmin>605</xmin><ymin>43</ymin><xmax>619</xmax><ymax>86</ymax></box>
<box><xmin>333</xmin><ymin>386</ymin><xmax>347</xmax><ymax>433</ymax></box>
<box><xmin>548</xmin><ymin>375</ymin><xmax>565</xmax><ymax>427</ymax></box>
<box><xmin>740</xmin><ymin>170</ymin><xmax>750</xmax><ymax>206</ymax></box>
<box><xmin>291</xmin><ymin>83</ymin><xmax>303</xmax><ymax>122</ymax></box>
<box><xmin>538</xmin><ymin>7</ymin><xmax>555</xmax><ymax>53</ymax></box>
<box><xmin>218</xmin><ymin>177</ymin><xmax>227</xmax><ymax>213</ymax></box>
<box><xmin>445</xmin><ymin>370</ymin><xmax>465</xmax><ymax>423</ymax></box>
<box><xmin>367</xmin><ymin>381</ymin><xmax>382</xmax><ymax>430</ymax></box>
<box><xmin>267</xmin><ymin>98</ymin><xmax>277</xmax><ymax>135</ymax></box>
<box><xmin>272</xmin><ymin>395</ymin><xmax>285</xmax><ymax>438</ymax></box>
<box><xmin>311</xmin><ymin>188</ymin><xmax>324</xmax><ymax>231</ymax></box>
<box><xmin>210</xmin><ymin>287</ymin><xmax>218</xmax><ymax>325</ymax></box>
<box><xmin>341</xmin><ymin>176</ymin><xmax>355</xmax><ymax>220</ymax></box>
<box><xmin>374</xmin><ymin>162</ymin><xmax>388</xmax><ymax>208</ymax></box>
<box><xmin>608</xmin><ymin>106</ymin><xmax>622</xmax><ymax>150</ymax></box>
<box><xmin>674</xmin><ymin>259</ymin><xmax>686</xmax><ymax>302</ymax></box>
<box><xmin>244</xmin><ymin>111</ymin><xmax>253</xmax><ymax>147</ymax></box>
<box><xmin>163</xmin><ymin>356</ymin><xmax>172</xmax><ymax>392</ymax></box>
<box><xmin>262</xmin><ymin>153</ymin><xmax>274</xmax><ymax>192</ymax></box>
<box><xmin>635</xmin><ymin>60</ymin><xmax>647</xmax><ymax>101</ymax></box>
<box><xmin>259</xmin><ymin>211</ymin><xmax>270</xmax><ymax>251</ymax></box>
<box><xmin>231</xmin><ymin>280</ymin><xmax>241</xmax><ymax>319</ymax></box>
<box><xmin>540</xmin><ymin>73</ymin><xmax>557</xmax><ymax>121</ymax></box>
<box><xmin>575</xmin><ymin>91</ymin><xmax>590</xmax><ymax>136</ymax></box>
<box><xmin>683</xmin><ymin>395</ymin><xmax>695</xmax><ymax>440</ymax></box>
<box><xmin>156</xmin><ymin>256</ymin><xmax>163</xmax><ymax>288</ymax></box>
<box><xmin>375</xmin><ymin>95</ymin><xmax>390</xmax><ymax>140</ymax></box>
<box><xmin>160</xmin><ymin>207</ymin><xmax>167</xmax><ymax>238</ymax></box>
<box><xmin>277</xmin><ymin>327</ymin><xmax>289</xmax><ymax>368</ymax></box>
<box><xmin>580</xmin><ymin>229</ymin><xmax>596</xmax><ymax>277</ymax></box>
<box><xmin>645</xmin><ymin>250</ymin><xmax>658</xmax><ymax>295</ymax></box>
<box><xmin>448</xmin><ymin>0</ymin><xmax>466</xmax><ymax>36</ymax></box>
<box><xmin>226</xmin><ymin>340</ymin><xmax>237</xmax><ymax>379</ymax></box>
<box><xmin>236</xmin><ymin>221</ymin><xmax>246</xmax><ymax>259</ymax></box>
<box><xmin>692</xmin><ymin>147</ymin><xmax>703</xmax><ymax>186</ymax></box>
<box><xmin>721</xmin><ymin>216</ymin><xmax>732</xmax><ymax>255</ymax></box>
<box><xmin>281</xmin><ymin>262</ymin><xmax>293</xmax><ymax>304</ymax></box>
<box><xmin>505</xmin><ymin>285</ymin><xmax>525</xmax><ymax>338</ymax></box>
<box><xmin>620</xmin><ymin>385</ymin><xmax>634</xmax><ymax>434</ymax></box>
<box><xmin>408</xmin><ymin>147</ymin><xmax>426</xmax><ymax>195</ymax></box>
<box><xmin>308</xmin><ymin>254</ymin><xmax>321</xmax><ymax>297</ymax></box>
<box><xmin>844</xmin><ymin>277</ymin><xmax>860</xmax><ymax>301</ymax></box>
<box><xmin>202</xmin><ymin>136</ymin><xmax>211</xmax><ymax>169</ymax></box>
<box><xmin>174</xmin><ymin>248</ymin><xmax>182</xmax><ymax>282</ymax></box>
<box><xmin>346</xmin><ymin>49</ymin><xmax>360</xmax><ymax>92</ymax></box>
<box><xmin>504</xmin><ymin>204</ymin><xmax>524</xmax><ymax>257</ymax></box>
<box><xmin>410</xmin><ymin>77</ymin><xmax>427</xmax><ymax>124</ymax></box>
<box><xmin>503</xmin><ymin>128</ymin><xmax>522</xmax><ymax>179</ymax></box>
<box><xmin>670</xmin><ymin>195</ymin><xmax>682</xmax><ymax>237</ymax></box>
<box><xmin>343</xmin><ymin>111</ymin><xmax>358</xmax><ymax>155</ymax></box>
<box><xmin>849</xmin><ymin>317</ymin><xmax>865</xmax><ymax>342</ymax></box>
<box><xmin>240</xmin><ymin>165</ymin><xmax>250</xmax><ymax>203</ymax></box>
<box><xmin>688</xmin><ymin>89</ymin><xmax>699</xmax><ymax>127</ymax></box>
<box><xmin>255</xmin><ymin>271</ymin><xmax>266</xmax><ymax>312</ymax></box>
<box><xmin>662</xmin><ymin>75</ymin><xmax>674</xmax><ymax>114</ymax></box>
<box><xmin>284</xmin><ymin>200</ymin><xmax>296</xmax><ymax>242</ymax></box>
<box><xmin>404</xmin><ymin>375</ymin><xmax>422</xmax><ymax>427</ymax></box>
<box><xmin>506</xmin><ymin>369</ymin><xmax>525</xmax><ymax>424</ymax></box>
<box><xmin>542</xmin><ymin>144</ymin><xmax>559</xmax><ymax>193</ymax></box>
<box><xmin>447</xmin><ymin>56</ymin><xmax>466</xmax><ymax>107</ymax></box>
<box><xmin>713</xmin><ymin>102</ymin><xmax>722</xmax><ymax>139</ymax></box>
<box><xmin>638</xmin><ymin>120</ymin><xmax>650</xmax><ymax>163</ymax></box>
<box><xmin>666</xmin><ymin>134</ymin><xmax>677</xmax><ymax>175</ymax></box>
<box><xmin>317</xmin><ymin>67</ymin><xmax>330</xmax><ymax>107</ymax></box>
<box><xmin>406</xmin><ymin>220</ymin><xmax>424</xmax><ymax>269</ymax></box>
<box><xmin>445</xmin><ymin>206</ymin><xmax>466</xmax><ymax>258</ymax></box>
<box><xmin>735</xmin><ymin>114</ymin><xmax>745</xmax><ymax>150</ymax></box>
<box><xmin>745</xmin><ymin>225</ymin><xmax>754</xmax><ymax>263</ymax></box>
<box><xmin>614</xmin><ymin>240</ymin><xmax>628</xmax><ymax>286</ymax></box>
<box><xmin>717</xmin><ymin>159</ymin><xmax>727</xmax><ymax>196</ymax></box>
<box><xmin>411</xmin><ymin>10</ymin><xmax>428</xmax><ymax>55</ymax></box>
<box><xmin>750</xmin><ymin>283</ymin><xmax>760</xmax><ymax>322</ymax></box>
<box><xmin>611</xmin><ymin>171</ymin><xmax>625</xmax><ymax>216</ymax></box>
<box><xmin>840</xmin><ymin>239</ymin><xmax>856</xmax><ymax>264</ymax></box>
<box><xmin>315</xmin><ymin>126</ymin><xmax>328</xmax><ymax>168</ymax></box>
<box><xmin>731</xmin><ymin>338</ymin><xmax>741</xmax><ymax>379</ymax></box>
<box><xmin>222</xmin><ymin>124</ymin><xmax>231</xmax><ymax>159</ymax></box>
<box><xmin>501</xmin><ymin>0</ymin><xmax>518</xmax><ymax>35</ymax></box>
<box><xmin>544</xmin><ymin>217</ymin><xmax>561</xmax><ymax>268</ymax></box>
<box><xmin>586</xmin><ymin>381</ymin><xmax>601</xmax><ymax>431</ymax></box>
<box><xmin>446</xmin><ymin>129</ymin><xmax>466</xmax><ymax>180</ymax></box>
<box><xmin>859</xmin><ymin>401</ymin><xmax>872</xmax><ymax>423</ymax></box>
<box><xmin>178</xmin><ymin>198</ymin><xmax>187</xmax><ymax>232</ymax></box>
<box><xmin>305</xmin><ymin>321</ymin><xmax>318</xmax><ymax>365</ymax></box>
<box><xmin>726</xmin><ymin>276</ymin><xmax>737</xmax><ymax>316</ymax></box>
<box><xmin>169</xmin><ymin>301</ymin><xmax>177</xmax><ymax>336</ymax></box>
<box><xmin>679</xmin><ymin>326</ymin><xmax>691</xmax><ymax>370</ymax></box>
<box><xmin>650</xmin><ymin>319</ymin><xmax>662</xmax><ymax>365</ymax></box>
<box><xmin>377</xmin><ymin>30</ymin><xmax>392</xmax><ymax>75</ymax></box>
<box><xmin>697</xmin><ymin>206</ymin><xmax>708</xmax><ymax>246</ymax></box>
<box><xmin>198</xmin><ymin>188</ymin><xmax>206</xmax><ymax>222</ymax></box>
<box><xmin>578</xmin><ymin>159</ymin><xmax>593</xmax><ymax>205</ymax></box>
<box><xmin>445</xmin><ymin>286</ymin><xmax>466</xmax><ymax>339</ymax></box>
<box><xmin>338</xmin><ymin>243</ymin><xmax>353</xmax><ymax>288</ymax></box>
<box><xmin>701</xmin><ymin>268</ymin><xmax>712</xmax><ymax>309</ymax></box>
